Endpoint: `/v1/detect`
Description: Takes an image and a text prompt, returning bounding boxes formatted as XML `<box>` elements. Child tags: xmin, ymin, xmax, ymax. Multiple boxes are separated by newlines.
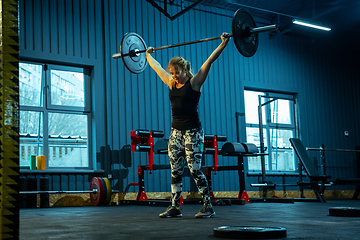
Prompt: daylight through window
<box><xmin>19</xmin><ymin>62</ymin><xmax>91</xmax><ymax>169</ymax></box>
<box><xmin>244</xmin><ymin>90</ymin><xmax>297</xmax><ymax>172</ymax></box>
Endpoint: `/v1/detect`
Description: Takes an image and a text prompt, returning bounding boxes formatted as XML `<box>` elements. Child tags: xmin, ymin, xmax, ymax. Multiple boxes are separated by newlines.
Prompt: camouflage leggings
<box><xmin>168</xmin><ymin>127</ymin><xmax>210</xmax><ymax>207</ymax></box>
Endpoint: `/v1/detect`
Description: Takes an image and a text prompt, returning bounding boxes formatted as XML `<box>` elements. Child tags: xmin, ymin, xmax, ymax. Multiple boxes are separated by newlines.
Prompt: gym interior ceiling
<box><xmin>166</xmin><ymin>0</ymin><xmax>360</xmax><ymax>50</ymax></box>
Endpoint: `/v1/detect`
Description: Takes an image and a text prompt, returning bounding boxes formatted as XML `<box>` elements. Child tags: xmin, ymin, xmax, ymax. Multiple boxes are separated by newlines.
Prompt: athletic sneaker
<box><xmin>159</xmin><ymin>206</ymin><xmax>182</xmax><ymax>218</ymax></box>
<box><xmin>195</xmin><ymin>204</ymin><xmax>215</xmax><ymax>218</ymax></box>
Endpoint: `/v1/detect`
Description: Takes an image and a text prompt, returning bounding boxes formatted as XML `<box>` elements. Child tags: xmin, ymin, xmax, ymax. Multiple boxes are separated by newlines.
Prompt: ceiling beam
<box><xmin>146</xmin><ymin>0</ymin><xmax>205</xmax><ymax>21</ymax></box>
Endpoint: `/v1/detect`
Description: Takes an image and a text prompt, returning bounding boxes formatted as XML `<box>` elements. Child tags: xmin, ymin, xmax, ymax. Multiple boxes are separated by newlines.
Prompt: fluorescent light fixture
<box><xmin>292</xmin><ymin>19</ymin><xmax>331</xmax><ymax>31</ymax></box>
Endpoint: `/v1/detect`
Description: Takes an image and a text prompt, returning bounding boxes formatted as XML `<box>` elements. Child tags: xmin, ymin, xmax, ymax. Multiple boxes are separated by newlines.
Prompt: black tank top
<box><xmin>169</xmin><ymin>80</ymin><xmax>201</xmax><ymax>130</ymax></box>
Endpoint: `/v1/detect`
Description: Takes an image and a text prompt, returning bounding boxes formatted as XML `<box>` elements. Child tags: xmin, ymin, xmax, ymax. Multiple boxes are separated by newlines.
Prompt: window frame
<box><xmin>244</xmin><ymin>90</ymin><xmax>299</xmax><ymax>173</ymax></box>
<box><xmin>46</xmin><ymin>64</ymin><xmax>91</xmax><ymax>113</ymax></box>
<box><xmin>19</xmin><ymin>61</ymin><xmax>92</xmax><ymax>170</ymax></box>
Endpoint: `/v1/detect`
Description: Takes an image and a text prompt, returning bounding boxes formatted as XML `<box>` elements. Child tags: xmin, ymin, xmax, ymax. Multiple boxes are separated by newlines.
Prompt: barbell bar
<box><xmin>112</xmin><ymin>24</ymin><xmax>277</xmax><ymax>60</ymax></box>
<box><xmin>19</xmin><ymin>189</ymin><xmax>120</xmax><ymax>195</ymax></box>
<box><xmin>112</xmin><ymin>35</ymin><xmax>226</xmax><ymax>59</ymax></box>
<box><xmin>112</xmin><ymin>8</ymin><xmax>278</xmax><ymax>74</ymax></box>
<box><xmin>250</xmin><ymin>183</ymin><xmax>333</xmax><ymax>188</ymax></box>
<box><xmin>306</xmin><ymin>147</ymin><xmax>360</xmax><ymax>153</ymax></box>
<box><xmin>20</xmin><ymin>190</ymin><xmax>99</xmax><ymax>194</ymax></box>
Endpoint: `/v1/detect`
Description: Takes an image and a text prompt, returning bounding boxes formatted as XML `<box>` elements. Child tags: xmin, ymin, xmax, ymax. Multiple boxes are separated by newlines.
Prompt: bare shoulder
<box><xmin>190</xmin><ymin>76</ymin><xmax>202</xmax><ymax>92</ymax></box>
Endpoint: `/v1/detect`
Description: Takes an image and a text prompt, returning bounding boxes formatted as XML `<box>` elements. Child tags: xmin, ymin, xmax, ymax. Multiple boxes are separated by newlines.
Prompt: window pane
<box><xmin>270</xmin><ymin>99</ymin><xmax>291</xmax><ymax>124</ymax></box>
<box><xmin>248</xmin><ymin>155</ymin><xmax>269</xmax><ymax>171</ymax></box>
<box><xmin>245</xmin><ymin>90</ymin><xmax>296</xmax><ymax>173</ymax></box>
<box><xmin>246</xmin><ymin>127</ymin><xmax>268</xmax><ymax>171</ymax></box>
<box><xmin>244</xmin><ymin>91</ymin><xmax>265</xmax><ymax>124</ymax></box>
<box><xmin>19</xmin><ymin>63</ymin><xmax>43</xmax><ymax>107</ymax></box>
<box><xmin>20</xmin><ymin>111</ymin><xmax>44</xmax><ymax>166</ymax></box>
<box><xmin>246</xmin><ymin>127</ymin><xmax>267</xmax><ymax>147</ymax></box>
<box><xmin>270</xmin><ymin>129</ymin><xmax>295</xmax><ymax>171</ymax></box>
<box><xmin>48</xmin><ymin>113</ymin><xmax>88</xmax><ymax>167</ymax></box>
<box><xmin>50</xmin><ymin>69</ymin><xmax>85</xmax><ymax>107</ymax></box>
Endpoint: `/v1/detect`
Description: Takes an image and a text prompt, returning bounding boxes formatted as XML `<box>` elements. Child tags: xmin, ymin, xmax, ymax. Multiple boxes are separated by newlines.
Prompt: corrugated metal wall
<box><xmin>19</xmin><ymin>0</ymin><xmax>106</xmax><ymax>189</ymax></box>
<box><xmin>19</xmin><ymin>0</ymin><xmax>360</xmax><ymax>193</ymax></box>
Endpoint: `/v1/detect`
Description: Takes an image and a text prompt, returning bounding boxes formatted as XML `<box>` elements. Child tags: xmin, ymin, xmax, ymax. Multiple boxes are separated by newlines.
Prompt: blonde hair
<box><xmin>168</xmin><ymin>57</ymin><xmax>194</xmax><ymax>89</ymax></box>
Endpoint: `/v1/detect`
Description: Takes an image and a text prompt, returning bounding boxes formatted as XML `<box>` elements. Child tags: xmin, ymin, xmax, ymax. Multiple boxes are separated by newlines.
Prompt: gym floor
<box><xmin>20</xmin><ymin>200</ymin><xmax>360</xmax><ymax>240</ymax></box>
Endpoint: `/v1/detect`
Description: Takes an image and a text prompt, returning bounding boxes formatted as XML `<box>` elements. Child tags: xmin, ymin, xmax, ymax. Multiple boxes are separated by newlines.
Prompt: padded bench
<box><xmin>290</xmin><ymin>138</ymin><xmax>333</xmax><ymax>202</ymax></box>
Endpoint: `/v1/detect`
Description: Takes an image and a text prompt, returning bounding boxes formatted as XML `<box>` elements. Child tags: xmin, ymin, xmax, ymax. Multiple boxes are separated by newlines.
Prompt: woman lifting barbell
<box><xmin>145</xmin><ymin>33</ymin><xmax>230</xmax><ymax>218</ymax></box>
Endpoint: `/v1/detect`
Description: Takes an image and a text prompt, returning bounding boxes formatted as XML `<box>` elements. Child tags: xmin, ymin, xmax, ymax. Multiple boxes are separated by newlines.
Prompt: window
<box><xmin>244</xmin><ymin>90</ymin><xmax>297</xmax><ymax>172</ymax></box>
<box><xmin>19</xmin><ymin>62</ymin><xmax>91</xmax><ymax>169</ymax></box>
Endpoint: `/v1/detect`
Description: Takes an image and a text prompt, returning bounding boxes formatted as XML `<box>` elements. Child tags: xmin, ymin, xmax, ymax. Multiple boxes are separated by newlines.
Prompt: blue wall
<box><xmin>20</xmin><ymin>0</ymin><xmax>360</xmax><ymax>193</ymax></box>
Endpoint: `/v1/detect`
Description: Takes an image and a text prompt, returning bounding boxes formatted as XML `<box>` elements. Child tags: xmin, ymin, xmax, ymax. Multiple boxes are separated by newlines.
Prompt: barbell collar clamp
<box><xmin>112</xmin><ymin>53</ymin><xmax>122</xmax><ymax>59</ymax></box>
<box><xmin>236</xmin><ymin>24</ymin><xmax>278</xmax><ymax>38</ymax></box>
<box><xmin>113</xmin><ymin>49</ymin><xmax>144</xmax><ymax>59</ymax></box>
<box><xmin>250</xmin><ymin>24</ymin><xmax>278</xmax><ymax>34</ymax></box>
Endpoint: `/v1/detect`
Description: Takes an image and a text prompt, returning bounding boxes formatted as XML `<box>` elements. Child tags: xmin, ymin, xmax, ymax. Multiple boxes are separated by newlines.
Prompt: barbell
<box><xmin>112</xmin><ymin>8</ymin><xmax>278</xmax><ymax>74</ymax></box>
<box><xmin>306</xmin><ymin>147</ymin><xmax>360</xmax><ymax>153</ymax></box>
<box><xmin>20</xmin><ymin>177</ymin><xmax>113</xmax><ymax>206</ymax></box>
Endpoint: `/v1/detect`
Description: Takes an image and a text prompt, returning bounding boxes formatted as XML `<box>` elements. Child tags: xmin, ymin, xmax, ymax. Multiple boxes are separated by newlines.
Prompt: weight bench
<box><xmin>220</xmin><ymin>142</ymin><xmax>267</xmax><ymax>202</ymax></box>
<box><xmin>289</xmin><ymin>138</ymin><xmax>332</xmax><ymax>203</ymax></box>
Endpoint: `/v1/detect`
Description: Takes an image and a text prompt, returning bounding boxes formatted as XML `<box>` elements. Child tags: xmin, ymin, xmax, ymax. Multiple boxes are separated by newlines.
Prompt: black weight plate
<box><xmin>213</xmin><ymin>226</ymin><xmax>287</xmax><ymax>239</ymax></box>
<box><xmin>232</xmin><ymin>9</ymin><xmax>259</xmax><ymax>57</ymax></box>
<box><xmin>329</xmin><ymin>207</ymin><xmax>360</xmax><ymax>217</ymax></box>
<box><xmin>120</xmin><ymin>32</ymin><xmax>148</xmax><ymax>74</ymax></box>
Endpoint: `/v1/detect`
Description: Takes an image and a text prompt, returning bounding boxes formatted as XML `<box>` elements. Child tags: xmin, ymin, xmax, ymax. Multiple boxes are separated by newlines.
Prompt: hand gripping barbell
<box><xmin>112</xmin><ymin>8</ymin><xmax>278</xmax><ymax>74</ymax></box>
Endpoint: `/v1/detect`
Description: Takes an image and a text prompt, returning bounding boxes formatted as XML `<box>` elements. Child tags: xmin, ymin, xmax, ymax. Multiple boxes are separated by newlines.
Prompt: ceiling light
<box><xmin>292</xmin><ymin>19</ymin><xmax>331</xmax><ymax>31</ymax></box>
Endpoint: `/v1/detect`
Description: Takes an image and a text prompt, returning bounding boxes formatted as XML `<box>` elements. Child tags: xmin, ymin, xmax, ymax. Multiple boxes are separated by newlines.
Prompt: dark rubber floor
<box><xmin>20</xmin><ymin>200</ymin><xmax>360</xmax><ymax>239</ymax></box>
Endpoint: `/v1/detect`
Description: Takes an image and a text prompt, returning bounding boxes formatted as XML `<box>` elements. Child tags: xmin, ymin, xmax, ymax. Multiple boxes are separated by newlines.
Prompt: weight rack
<box><xmin>123</xmin><ymin>129</ymin><xmax>258</xmax><ymax>206</ymax></box>
<box><xmin>122</xmin><ymin>129</ymin><xmax>171</xmax><ymax>205</ymax></box>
